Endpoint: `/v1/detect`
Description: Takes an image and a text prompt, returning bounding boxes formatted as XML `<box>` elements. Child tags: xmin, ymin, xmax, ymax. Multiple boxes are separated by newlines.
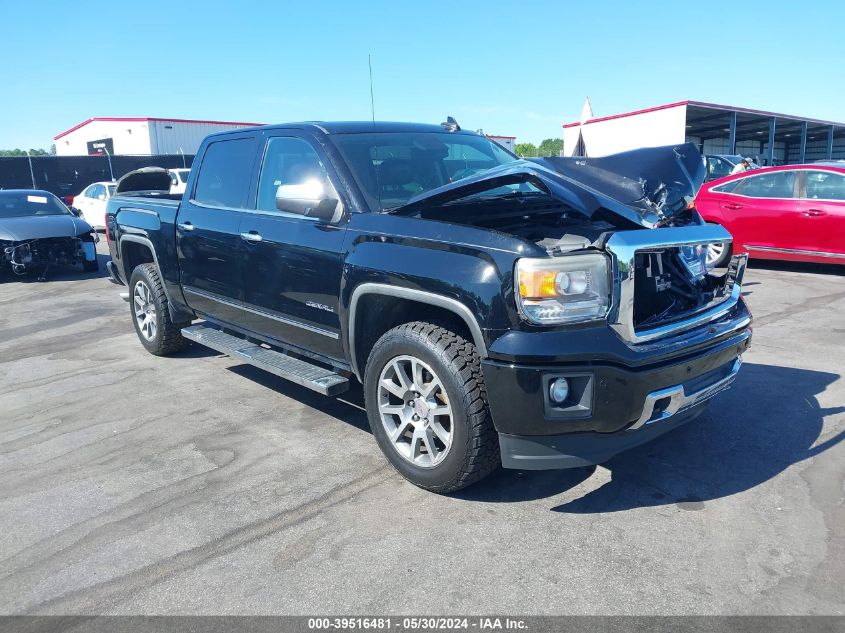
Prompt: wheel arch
<box><xmin>348</xmin><ymin>283</ymin><xmax>487</xmax><ymax>381</ymax></box>
<box><xmin>121</xmin><ymin>234</ymin><xmax>193</xmax><ymax>324</ymax></box>
<box><xmin>119</xmin><ymin>235</ymin><xmax>156</xmax><ymax>279</ymax></box>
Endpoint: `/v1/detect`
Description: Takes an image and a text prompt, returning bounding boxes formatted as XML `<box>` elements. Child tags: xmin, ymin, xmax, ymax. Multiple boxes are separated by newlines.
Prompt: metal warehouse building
<box><xmin>563</xmin><ymin>100</ymin><xmax>845</xmax><ymax>165</ymax></box>
<box><xmin>486</xmin><ymin>134</ymin><xmax>517</xmax><ymax>152</ymax></box>
<box><xmin>53</xmin><ymin>117</ymin><xmax>261</xmax><ymax>157</ymax></box>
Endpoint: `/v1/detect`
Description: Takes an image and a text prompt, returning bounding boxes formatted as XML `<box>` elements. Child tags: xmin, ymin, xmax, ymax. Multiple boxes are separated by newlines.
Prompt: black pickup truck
<box><xmin>106</xmin><ymin>120</ymin><xmax>751</xmax><ymax>492</ymax></box>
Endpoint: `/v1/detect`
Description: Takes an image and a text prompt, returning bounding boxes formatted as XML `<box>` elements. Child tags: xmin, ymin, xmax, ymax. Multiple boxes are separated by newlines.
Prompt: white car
<box><xmin>168</xmin><ymin>169</ymin><xmax>191</xmax><ymax>195</ymax></box>
<box><xmin>73</xmin><ymin>181</ymin><xmax>115</xmax><ymax>229</ymax></box>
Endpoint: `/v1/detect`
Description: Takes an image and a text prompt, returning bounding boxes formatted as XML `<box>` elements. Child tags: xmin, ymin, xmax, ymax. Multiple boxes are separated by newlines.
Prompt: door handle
<box><xmin>802</xmin><ymin>209</ymin><xmax>826</xmax><ymax>217</ymax></box>
<box><xmin>723</xmin><ymin>203</ymin><xmax>743</xmax><ymax>210</ymax></box>
<box><xmin>177</xmin><ymin>221</ymin><xmax>194</xmax><ymax>231</ymax></box>
<box><xmin>240</xmin><ymin>231</ymin><xmax>263</xmax><ymax>243</ymax></box>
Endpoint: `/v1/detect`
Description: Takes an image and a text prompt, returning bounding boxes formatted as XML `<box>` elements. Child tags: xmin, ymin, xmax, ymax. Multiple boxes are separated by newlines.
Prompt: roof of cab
<box><xmin>206</xmin><ymin>121</ymin><xmax>478</xmax><ymax>140</ymax></box>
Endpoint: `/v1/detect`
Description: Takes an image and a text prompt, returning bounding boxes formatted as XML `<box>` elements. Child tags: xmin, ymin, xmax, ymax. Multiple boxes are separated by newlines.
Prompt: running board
<box><xmin>181</xmin><ymin>323</ymin><xmax>349</xmax><ymax>396</ymax></box>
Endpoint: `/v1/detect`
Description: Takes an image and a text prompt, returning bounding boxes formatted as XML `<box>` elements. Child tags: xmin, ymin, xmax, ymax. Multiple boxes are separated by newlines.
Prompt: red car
<box><xmin>695</xmin><ymin>164</ymin><xmax>845</xmax><ymax>267</ymax></box>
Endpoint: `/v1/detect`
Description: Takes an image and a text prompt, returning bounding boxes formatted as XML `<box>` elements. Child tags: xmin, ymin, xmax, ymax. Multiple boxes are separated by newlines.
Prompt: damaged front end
<box><xmin>389</xmin><ymin>142</ymin><xmax>746</xmax><ymax>345</ymax></box>
<box><xmin>2</xmin><ymin>235</ymin><xmax>97</xmax><ymax>279</ymax></box>
<box><xmin>392</xmin><ymin>142</ymin><xmax>706</xmax><ymax>230</ymax></box>
<box><xmin>0</xmin><ymin>190</ymin><xmax>99</xmax><ymax>280</ymax></box>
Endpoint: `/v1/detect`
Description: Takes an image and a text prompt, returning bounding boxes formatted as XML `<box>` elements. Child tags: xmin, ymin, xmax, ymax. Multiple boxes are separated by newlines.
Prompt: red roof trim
<box><xmin>54</xmin><ymin>117</ymin><xmax>264</xmax><ymax>140</ymax></box>
<box><xmin>563</xmin><ymin>99</ymin><xmax>845</xmax><ymax>130</ymax></box>
<box><xmin>562</xmin><ymin>101</ymin><xmax>689</xmax><ymax>129</ymax></box>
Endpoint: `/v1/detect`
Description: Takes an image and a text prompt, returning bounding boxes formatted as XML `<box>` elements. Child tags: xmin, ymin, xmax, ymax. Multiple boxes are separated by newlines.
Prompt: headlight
<box><xmin>515</xmin><ymin>253</ymin><xmax>611</xmax><ymax>325</ymax></box>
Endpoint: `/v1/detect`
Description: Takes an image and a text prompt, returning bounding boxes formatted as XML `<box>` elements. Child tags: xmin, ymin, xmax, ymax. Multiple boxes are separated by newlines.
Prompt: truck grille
<box><xmin>604</xmin><ymin>226</ymin><xmax>746</xmax><ymax>344</ymax></box>
<box><xmin>632</xmin><ymin>247</ymin><xmax>733</xmax><ymax>331</ymax></box>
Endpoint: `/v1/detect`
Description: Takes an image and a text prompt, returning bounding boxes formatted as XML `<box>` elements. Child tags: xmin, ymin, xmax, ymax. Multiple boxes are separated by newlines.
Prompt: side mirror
<box><xmin>275</xmin><ymin>179</ymin><xmax>340</xmax><ymax>222</ymax></box>
<box><xmin>97</xmin><ymin>194</ymin><xmax>106</xmax><ymax>201</ymax></box>
<box><xmin>70</xmin><ymin>207</ymin><xmax>83</xmax><ymax>217</ymax></box>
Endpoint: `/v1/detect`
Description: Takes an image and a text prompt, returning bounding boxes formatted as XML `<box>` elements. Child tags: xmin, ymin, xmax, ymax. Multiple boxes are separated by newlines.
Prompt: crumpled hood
<box><xmin>391</xmin><ymin>143</ymin><xmax>705</xmax><ymax>229</ymax></box>
<box><xmin>0</xmin><ymin>214</ymin><xmax>92</xmax><ymax>241</ymax></box>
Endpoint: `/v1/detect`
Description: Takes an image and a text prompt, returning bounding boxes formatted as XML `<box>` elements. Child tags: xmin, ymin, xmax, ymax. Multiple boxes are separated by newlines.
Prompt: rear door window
<box><xmin>734</xmin><ymin>171</ymin><xmax>796</xmax><ymax>198</ymax></box>
<box><xmin>193</xmin><ymin>138</ymin><xmax>255</xmax><ymax>209</ymax></box>
<box><xmin>804</xmin><ymin>171</ymin><xmax>845</xmax><ymax>200</ymax></box>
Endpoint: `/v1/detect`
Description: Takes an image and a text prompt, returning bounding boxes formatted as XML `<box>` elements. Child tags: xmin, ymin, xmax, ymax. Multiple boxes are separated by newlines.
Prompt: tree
<box><xmin>537</xmin><ymin>138</ymin><xmax>563</xmax><ymax>157</ymax></box>
<box><xmin>514</xmin><ymin>142</ymin><xmax>537</xmax><ymax>157</ymax></box>
<box><xmin>0</xmin><ymin>148</ymin><xmax>50</xmax><ymax>157</ymax></box>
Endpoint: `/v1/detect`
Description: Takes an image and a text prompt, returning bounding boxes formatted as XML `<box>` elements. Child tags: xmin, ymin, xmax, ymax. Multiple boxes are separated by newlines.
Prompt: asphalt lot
<box><xmin>0</xmin><ymin>241</ymin><xmax>843</xmax><ymax>615</ymax></box>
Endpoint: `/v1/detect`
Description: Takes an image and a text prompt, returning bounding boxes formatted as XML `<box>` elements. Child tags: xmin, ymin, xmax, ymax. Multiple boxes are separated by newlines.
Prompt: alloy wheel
<box><xmin>133</xmin><ymin>280</ymin><xmax>158</xmax><ymax>341</ymax></box>
<box><xmin>377</xmin><ymin>355</ymin><xmax>454</xmax><ymax>468</ymax></box>
<box><xmin>706</xmin><ymin>242</ymin><xmax>727</xmax><ymax>266</ymax></box>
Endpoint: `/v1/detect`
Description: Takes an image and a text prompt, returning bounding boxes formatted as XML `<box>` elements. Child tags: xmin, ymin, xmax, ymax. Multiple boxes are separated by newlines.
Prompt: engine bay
<box><xmin>633</xmin><ymin>248</ymin><xmax>732</xmax><ymax>330</ymax></box>
<box><xmin>417</xmin><ymin>193</ymin><xmax>699</xmax><ymax>254</ymax></box>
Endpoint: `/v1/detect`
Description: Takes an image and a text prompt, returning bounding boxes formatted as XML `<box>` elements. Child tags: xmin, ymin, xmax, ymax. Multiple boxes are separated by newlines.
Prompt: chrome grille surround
<box><xmin>604</xmin><ymin>225</ymin><xmax>747</xmax><ymax>345</ymax></box>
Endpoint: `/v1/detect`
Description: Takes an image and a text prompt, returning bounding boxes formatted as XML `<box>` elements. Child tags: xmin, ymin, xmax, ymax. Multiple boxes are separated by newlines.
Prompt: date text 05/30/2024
<box><xmin>308</xmin><ymin>618</ymin><xmax>528</xmax><ymax>630</ymax></box>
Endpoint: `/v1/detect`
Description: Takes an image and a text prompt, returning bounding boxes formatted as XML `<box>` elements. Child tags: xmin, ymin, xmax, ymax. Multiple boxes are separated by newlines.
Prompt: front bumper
<box><xmin>499</xmin><ymin>403</ymin><xmax>708</xmax><ymax>470</ymax></box>
<box><xmin>482</xmin><ymin>297</ymin><xmax>751</xmax><ymax>469</ymax></box>
<box><xmin>497</xmin><ymin>357</ymin><xmax>742</xmax><ymax>469</ymax></box>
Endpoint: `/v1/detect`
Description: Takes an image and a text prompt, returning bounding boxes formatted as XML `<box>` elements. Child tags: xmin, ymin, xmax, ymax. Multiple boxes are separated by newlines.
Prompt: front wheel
<box><xmin>364</xmin><ymin>321</ymin><xmax>500</xmax><ymax>493</ymax></box>
<box><xmin>706</xmin><ymin>240</ymin><xmax>733</xmax><ymax>268</ymax></box>
<box><xmin>128</xmin><ymin>263</ymin><xmax>187</xmax><ymax>356</ymax></box>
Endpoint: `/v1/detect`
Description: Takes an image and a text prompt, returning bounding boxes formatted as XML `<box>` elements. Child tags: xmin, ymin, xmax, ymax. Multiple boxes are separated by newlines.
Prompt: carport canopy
<box><xmin>685</xmin><ymin>101</ymin><xmax>845</xmax><ymax>165</ymax></box>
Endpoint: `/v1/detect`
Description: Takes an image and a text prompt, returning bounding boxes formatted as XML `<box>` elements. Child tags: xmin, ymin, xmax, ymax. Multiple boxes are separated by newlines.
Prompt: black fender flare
<box><xmin>347</xmin><ymin>282</ymin><xmax>487</xmax><ymax>380</ymax></box>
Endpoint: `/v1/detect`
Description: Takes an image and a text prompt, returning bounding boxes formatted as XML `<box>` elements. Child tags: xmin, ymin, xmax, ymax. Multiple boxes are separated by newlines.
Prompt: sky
<box><xmin>2</xmin><ymin>0</ymin><xmax>844</xmax><ymax>149</ymax></box>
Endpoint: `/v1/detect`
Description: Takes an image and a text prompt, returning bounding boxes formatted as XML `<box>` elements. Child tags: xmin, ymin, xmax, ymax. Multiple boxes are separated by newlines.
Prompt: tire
<box><xmin>704</xmin><ymin>223</ymin><xmax>733</xmax><ymax>268</ymax></box>
<box><xmin>128</xmin><ymin>263</ymin><xmax>188</xmax><ymax>356</ymax></box>
<box><xmin>364</xmin><ymin>321</ymin><xmax>500</xmax><ymax>493</ymax></box>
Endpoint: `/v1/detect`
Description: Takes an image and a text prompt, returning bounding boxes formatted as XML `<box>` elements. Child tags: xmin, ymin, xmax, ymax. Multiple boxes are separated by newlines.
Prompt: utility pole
<box><xmin>25</xmin><ymin>150</ymin><xmax>36</xmax><ymax>188</ymax></box>
<box><xmin>103</xmin><ymin>146</ymin><xmax>115</xmax><ymax>182</ymax></box>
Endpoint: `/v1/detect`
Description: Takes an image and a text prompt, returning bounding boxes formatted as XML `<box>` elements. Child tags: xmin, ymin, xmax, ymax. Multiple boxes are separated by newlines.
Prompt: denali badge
<box><xmin>306</xmin><ymin>300</ymin><xmax>335</xmax><ymax>313</ymax></box>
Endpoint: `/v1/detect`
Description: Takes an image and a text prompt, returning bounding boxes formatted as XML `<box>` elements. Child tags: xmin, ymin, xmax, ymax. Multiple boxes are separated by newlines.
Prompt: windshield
<box><xmin>330</xmin><ymin>132</ymin><xmax>520</xmax><ymax>211</ymax></box>
<box><xmin>0</xmin><ymin>192</ymin><xmax>69</xmax><ymax>219</ymax></box>
<box><xmin>107</xmin><ymin>184</ymin><xmax>116</xmax><ymax>195</ymax></box>
<box><xmin>178</xmin><ymin>171</ymin><xmax>190</xmax><ymax>183</ymax></box>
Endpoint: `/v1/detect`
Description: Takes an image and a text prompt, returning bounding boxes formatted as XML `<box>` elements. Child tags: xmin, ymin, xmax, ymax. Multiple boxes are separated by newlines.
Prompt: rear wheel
<box><xmin>364</xmin><ymin>321</ymin><xmax>500</xmax><ymax>493</ymax></box>
<box><xmin>129</xmin><ymin>263</ymin><xmax>187</xmax><ymax>356</ymax></box>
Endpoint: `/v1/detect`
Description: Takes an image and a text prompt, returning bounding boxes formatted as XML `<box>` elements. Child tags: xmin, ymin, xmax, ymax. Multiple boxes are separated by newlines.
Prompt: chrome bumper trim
<box><xmin>629</xmin><ymin>357</ymin><xmax>742</xmax><ymax>431</ymax></box>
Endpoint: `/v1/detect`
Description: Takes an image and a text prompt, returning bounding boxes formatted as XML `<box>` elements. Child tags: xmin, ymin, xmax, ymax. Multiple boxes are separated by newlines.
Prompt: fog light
<box><xmin>549</xmin><ymin>378</ymin><xmax>570</xmax><ymax>404</ymax></box>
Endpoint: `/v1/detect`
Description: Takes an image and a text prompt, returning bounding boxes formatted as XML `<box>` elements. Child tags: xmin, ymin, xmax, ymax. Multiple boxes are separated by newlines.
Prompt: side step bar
<box><xmin>181</xmin><ymin>323</ymin><xmax>350</xmax><ymax>396</ymax></box>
